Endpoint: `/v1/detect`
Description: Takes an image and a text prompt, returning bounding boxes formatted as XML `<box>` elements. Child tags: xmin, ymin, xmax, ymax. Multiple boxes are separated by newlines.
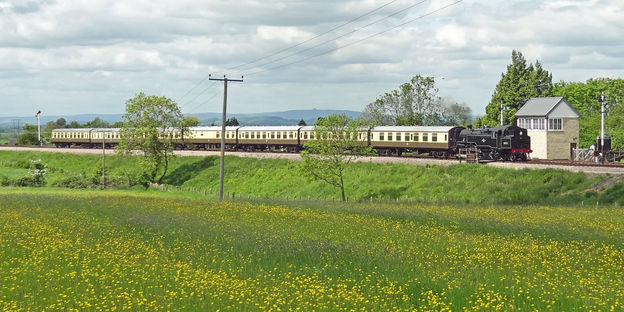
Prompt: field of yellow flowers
<box><xmin>1</xmin><ymin>188</ymin><xmax>623</xmax><ymax>311</ymax></box>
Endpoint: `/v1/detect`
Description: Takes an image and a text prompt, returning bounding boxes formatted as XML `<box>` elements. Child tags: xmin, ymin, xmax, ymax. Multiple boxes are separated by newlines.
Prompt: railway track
<box><xmin>3</xmin><ymin>145</ymin><xmax>624</xmax><ymax>175</ymax></box>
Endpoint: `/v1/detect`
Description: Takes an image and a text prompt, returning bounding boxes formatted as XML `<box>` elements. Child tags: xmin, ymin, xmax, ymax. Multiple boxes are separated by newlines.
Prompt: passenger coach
<box><xmin>369</xmin><ymin>126</ymin><xmax>464</xmax><ymax>157</ymax></box>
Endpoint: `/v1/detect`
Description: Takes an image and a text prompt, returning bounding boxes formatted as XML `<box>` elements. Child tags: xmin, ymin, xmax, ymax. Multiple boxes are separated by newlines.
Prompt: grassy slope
<box><xmin>1</xmin><ymin>150</ymin><xmax>623</xmax><ymax>206</ymax></box>
<box><xmin>1</xmin><ymin>188</ymin><xmax>623</xmax><ymax>311</ymax></box>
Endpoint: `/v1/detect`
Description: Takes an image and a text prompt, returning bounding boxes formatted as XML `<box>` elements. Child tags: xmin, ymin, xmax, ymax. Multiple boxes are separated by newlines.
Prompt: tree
<box><xmin>117</xmin><ymin>92</ymin><xmax>185</xmax><ymax>186</ymax></box>
<box><xmin>299</xmin><ymin>114</ymin><xmax>374</xmax><ymax>201</ymax></box>
<box><xmin>85</xmin><ymin>117</ymin><xmax>110</xmax><ymax>128</ymax></box>
<box><xmin>225</xmin><ymin>117</ymin><xmax>240</xmax><ymax>126</ymax></box>
<box><xmin>68</xmin><ymin>121</ymin><xmax>81</xmax><ymax>128</ymax></box>
<box><xmin>362</xmin><ymin>75</ymin><xmax>444</xmax><ymax>126</ymax></box>
<box><xmin>56</xmin><ymin>118</ymin><xmax>66</xmax><ymax>127</ymax></box>
<box><xmin>182</xmin><ymin>116</ymin><xmax>201</xmax><ymax>127</ymax></box>
<box><xmin>17</xmin><ymin>124</ymin><xmax>39</xmax><ymax>145</ymax></box>
<box><xmin>298</xmin><ymin>119</ymin><xmax>307</xmax><ymax>126</ymax></box>
<box><xmin>554</xmin><ymin>78</ymin><xmax>624</xmax><ymax>148</ymax></box>
<box><xmin>478</xmin><ymin>50</ymin><xmax>553</xmax><ymax>127</ymax></box>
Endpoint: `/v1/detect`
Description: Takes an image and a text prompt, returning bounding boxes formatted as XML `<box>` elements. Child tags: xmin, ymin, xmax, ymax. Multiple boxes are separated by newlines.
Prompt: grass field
<box><xmin>1</xmin><ymin>150</ymin><xmax>623</xmax><ymax>206</ymax></box>
<box><xmin>1</xmin><ymin>188</ymin><xmax>623</xmax><ymax>311</ymax></box>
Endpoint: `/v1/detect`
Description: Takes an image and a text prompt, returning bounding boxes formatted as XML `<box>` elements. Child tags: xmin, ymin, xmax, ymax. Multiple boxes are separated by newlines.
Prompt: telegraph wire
<box><xmin>228</xmin><ymin>0</ymin><xmax>428</xmax><ymax>77</ymax></box>
<box><xmin>175</xmin><ymin>0</ymin><xmax>403</xmax><ymax>106</ymax></box>
<box><xmin>245</xmin><ymin>0</ymin><xmax>463</xmax><ymax>77</ymax></box>
<box><xmin>226</xmin><ymin>0</ymin><xmax>401</xmax><ymax>72</ymax></box>
<box><xmin>183</xmin><ymin>83</ymin><xmax>222</xmax><ymax>113</ymax></box>
<box><xmin>178</xmin><ymin>0</ymin><xmax>462</xmax><ymax>114</ymax></box>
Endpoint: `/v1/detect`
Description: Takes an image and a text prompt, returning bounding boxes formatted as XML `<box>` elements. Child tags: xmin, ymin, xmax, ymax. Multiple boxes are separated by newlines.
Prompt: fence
<box><xmin>573</xmin><ymin>148</ymin><xmax>624</xmax><ymax>162</ymax></box>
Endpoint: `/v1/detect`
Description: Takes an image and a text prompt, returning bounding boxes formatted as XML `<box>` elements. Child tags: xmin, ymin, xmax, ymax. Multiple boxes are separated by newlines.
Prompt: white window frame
<box><xmin>548</xmin><ymin>118</ymin><xmax>562</xmax><ymax>131</ymax></box>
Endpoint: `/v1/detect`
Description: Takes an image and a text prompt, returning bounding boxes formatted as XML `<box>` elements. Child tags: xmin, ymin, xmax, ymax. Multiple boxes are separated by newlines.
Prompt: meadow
<box><xmin>1</xmin><ymin>188</ymin><xmax>623</xmax><ymax>311</ymax></box>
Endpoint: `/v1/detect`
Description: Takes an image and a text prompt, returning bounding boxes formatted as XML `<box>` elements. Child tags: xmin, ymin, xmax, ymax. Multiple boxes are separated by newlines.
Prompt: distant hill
<box><xmin>195</xmin><ymin>109</ymin><xmax>361</xmax><ymax>126</ymax></box>
<box><xmin>0</xmin><ymin>109</ymin><xmax>361</xmax><ymax>127</ymax></box>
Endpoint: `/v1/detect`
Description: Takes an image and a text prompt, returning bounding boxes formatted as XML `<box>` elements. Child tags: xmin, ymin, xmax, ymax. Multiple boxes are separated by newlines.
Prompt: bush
<box><xmin>51</xmin><ymin>174</ymin><xmax>99</xmax><ymax>189</ymax></box>
<box><xmin>0</xmin><ymin>175</ymin><xmax>10</xmax><ymax>186</ymax></box>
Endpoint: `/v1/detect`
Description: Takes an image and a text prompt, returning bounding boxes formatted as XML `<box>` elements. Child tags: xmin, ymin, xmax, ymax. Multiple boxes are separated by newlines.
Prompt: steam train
<box><xmin>51</xmin><ymin>124</ymin><xmax>531</xmax><ymax>161</ymax></box>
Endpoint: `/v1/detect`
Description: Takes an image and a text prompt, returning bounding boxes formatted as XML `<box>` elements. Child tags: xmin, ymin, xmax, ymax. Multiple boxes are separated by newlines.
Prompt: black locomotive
<box><xmin>456</xmin><ymin>125</ymin><xmax>531</xmax><ymax>161</ymax></box>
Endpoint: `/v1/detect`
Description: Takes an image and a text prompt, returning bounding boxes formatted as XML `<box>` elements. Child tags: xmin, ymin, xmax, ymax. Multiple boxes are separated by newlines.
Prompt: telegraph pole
<box><xmin>209</xmin><ymin>75</ymin><xmax>243</xmax><ymax>201</ymax></box>
<box><xmin>600</xmin><ymin>92</ymin><xmax>606</xmax><ymax>164</ymax></box>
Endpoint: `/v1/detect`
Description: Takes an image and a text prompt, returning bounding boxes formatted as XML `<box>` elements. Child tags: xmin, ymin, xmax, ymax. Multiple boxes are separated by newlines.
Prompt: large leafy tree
<box><xmin>363</xmin><ymin>75</ymin><xmax>470</xmax><ymax>126</ymax></box>
<box><xmin>300</xmin><ymin>114</ymin><xmax>374</xmax><ymax>201</ymax></box>
<box><xmin>17</xmin><ymin>124</ymin><xmax>39</xmax><ymax>145</ymax></box>
<box><xmin>554</xmin><ymin>78</ymin><xmax>624</xmax><ymax>148</ymax></box>
<box><xmin>363</xmin><ymin>75</ymin><xmax>442</xmax><ymax>126</ymax></box>
<box><xmin>117</xmin><ymin>92</ymin><xmax>185</xmax><ymax>185</ymax></box>
<box><xmin>478</xmin><ymin>50</ymin><xmax>553</xmax><ymax>126</ymax></box>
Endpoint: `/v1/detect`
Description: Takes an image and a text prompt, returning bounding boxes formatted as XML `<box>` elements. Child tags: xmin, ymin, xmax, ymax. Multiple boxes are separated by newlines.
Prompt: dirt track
<box><xmin>2</xmin><ymin>146</ymin><xmax>624</xmax><ymax>176</ymax></box>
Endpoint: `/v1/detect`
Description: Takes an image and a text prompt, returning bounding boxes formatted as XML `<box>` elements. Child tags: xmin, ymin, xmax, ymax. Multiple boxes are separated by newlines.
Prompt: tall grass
<box><xmin>0</xmin><ymin>189</ymin><xmax>623</xmax><ymax>311</ymax></box>
<box><xmin>0</xmin><ymin>150</ymin><xmax>620</xmax><ymax>206</ymax></box>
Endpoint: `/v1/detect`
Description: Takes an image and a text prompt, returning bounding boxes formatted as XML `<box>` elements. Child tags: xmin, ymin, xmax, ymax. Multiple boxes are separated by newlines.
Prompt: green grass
<box><xmin>0</xmin><ymin>167</ymin><xmax>28</xmax><ymax>179</ymax></box>
<box><xmin>0</xmin><ymin>150</ymin><xmax>621</xmax><ymax>206</ymax></box>
<box><xmin>0</xmin><ymin>188</ymin><xmax>623</xmax><ymax>311</ymax></box>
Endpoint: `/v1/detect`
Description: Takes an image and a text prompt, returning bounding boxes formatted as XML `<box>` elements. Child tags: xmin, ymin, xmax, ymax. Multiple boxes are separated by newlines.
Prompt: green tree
<box><xmin>117</xmin><ymin>92</ymin><xmax>185</xmax><ymax>186</ymax></box>
<box><xmin>298</xmin><ymin>119</ymin><xmax>307</xmax><ymax>126</ymax></box>
<box><xmin>56</xmin><ymin>118</ymin><xmax>66</xmax><ymax>127</ymax></box>
<box><xmin>363</xmin><ymin>75</ymin><xmax>446</xmax><ymax>126</ymax></box>
<box><xmin>17</xmin><ymin>124</ymin><xmax>39</xmax><ymax>145</ymax></box>
<box><xmin>478</xmin><ymin>50</ymin><xmax>553</xmax><ymax>127</ymax></box>
<box><xmin>68</xmin><ymin>121</ymin><xmax>81</xmax><ymax>128</ymax></box>
<box><xmin>299</xmin><ymin>114</ymin><xmax>374</xmax><ymax>201</ymax></box>
<box><xmin>225</xmin><ymin>117</ymin><xmax>240</xmax><ymax>126</ymax></box>
<box><xmin>554</xmin><ymin>78</ymin><xmax>624</xmax><ymax>148</ymax></box>
<box><xmin>182</xmin><ymin>116</ymin><xmax>201</xmax><ymax>127</ymax></box>
<box><xmin>85</xmin><ymin>117</ymin><xmax>110</xmax><ymax>128</ymax></box>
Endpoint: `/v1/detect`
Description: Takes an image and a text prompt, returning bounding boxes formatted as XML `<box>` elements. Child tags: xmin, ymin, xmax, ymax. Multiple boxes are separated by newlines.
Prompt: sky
<box><xmin>1</xmin><ymin>0</ymin><xmax>623</xmax><ymax>118</ymax></box>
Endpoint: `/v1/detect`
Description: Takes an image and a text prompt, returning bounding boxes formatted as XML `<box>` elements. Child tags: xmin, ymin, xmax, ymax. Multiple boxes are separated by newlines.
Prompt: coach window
<box><xmin>245</xmin><ymin>132</ymin><xmax>249</xmax><ymax>139</ymax></box>
<box><xmin>276</xmin><ymin>132</ymin><xmax>281</xmax><ymax>139</ymax></box>
<box><xmin>395</xmin><ymin>132</ymin><xmax>401</xmax><ymax>141</ymax></box>
<box><xmin>423</xmin><ymin>133</ymin><xmax>428</xmax><ymax>142</ymax></box>
<box><xmin>444</xmin><ymin>134</ymin><xmax>448</xmax><ymax>142</ymax></box>
<box><xmin>379</xmin><ymin>133</ymin><xmax>384</xmax><ymax>141</ymax></box>
<box><xmin>432</xmin><ymin>133</ymin><xmax>437</xmax><ymax>142</ymax></box>
<box><xmin>216</xmin><ymin>132</ymin><xmax>220</xmax><ymax>138</ymax></box>
<box><xmin>387</xmin><ymin>132</ymin><xmax>393</xmax><ymax>141</ymax></box>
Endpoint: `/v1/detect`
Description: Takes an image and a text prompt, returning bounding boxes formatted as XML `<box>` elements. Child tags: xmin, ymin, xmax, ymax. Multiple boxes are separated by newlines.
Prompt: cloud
<box><xmin>0</xmin><ymin>0</ymin><xmax>623</xmax><ymax>118</ymax></box>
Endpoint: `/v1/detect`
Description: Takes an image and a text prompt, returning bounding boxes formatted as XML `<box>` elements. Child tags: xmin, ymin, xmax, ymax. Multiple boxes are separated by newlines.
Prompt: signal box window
<box><xmin>549</xmin><ymin>118</ymin><xmax>562</xmax><ymax>131</ymax></box>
